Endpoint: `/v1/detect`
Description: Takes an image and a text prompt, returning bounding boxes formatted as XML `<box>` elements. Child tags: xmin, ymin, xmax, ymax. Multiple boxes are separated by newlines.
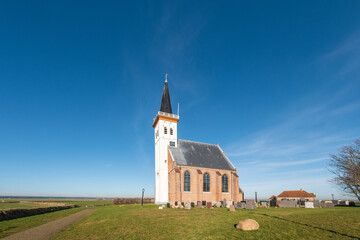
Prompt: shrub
<box><xmin>113</xmin><ymin>198</ymin><xmax>154</xmax><ymax>205</ymax></box>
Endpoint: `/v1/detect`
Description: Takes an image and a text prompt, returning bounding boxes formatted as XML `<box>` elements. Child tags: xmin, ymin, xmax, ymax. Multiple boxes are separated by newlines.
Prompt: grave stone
<box><xmin>197</xmin><ymin>201</ymin><xmax>202</xmax><ymax>208</ymax></box>
<box><xmin>229</xmin><ymin>205</ymin><xmax>235</xmax><ymax>212</ymax></box>
<box><xmin>167</xmin><ymin>203</ymin><xmax>170</xmax><ymax>208</ymax></box>
<box><xmin>206</xmin><ymin>202</ymin><xmax>212</xmax><ymax>209</ymax></box>
<box><xmin>270</xmin><ymin>197</ymin><xmax>277</xmax><ymax>207</ymax></box>
<box><xmin>181</xmin><ymin>202</ymin><xmax>184</xmax><ymax>207</ymax></box>
<box><xmin>325</xmin><ymin>203</ymin><xmax>334</xmax><ymax>208</ymax></box>
<box><xmin>320</xmin><ymin>201</ymin><xmax>325</xmax><ymax>208</ymax></box>
<box><xmin>185</xmin><ymin>202</ymin><xmax>191</xmax><ymax>210</ymax></box>
<box><xmin>223</xmin><ymin>199</ymin><xmax>227</xmax><ymax>207</ymax></box>
<box><xmin>226</xmin><ymin>200</ymin><xmax>233</xmax><ymax>208</ymax></box>
<box><xmin>305</xmin><ymin>202</ymin><xmax>314</xmax><ymax>208</ymax></box>
<box><xmin>246</xmin><ymin>201</ymin><xmax>255</xmax><ymax>209</ymax></box>
<box><xmin>175</xmin><ymin>201</ymin><xmax>178</xmax><ymax>206</ymax></box>
<box><xmin>241</xmin><ymin>202</ymin><xmax>247</xmax><ymax>209</ymax></box>
<box><xmin>191</xmin><ymin>202</ymin><xmax>195</xmax><ymax>208</ymax></box>
<box><xmin>216</xmin><ymin>202</ymin><xmax>222</xmax><ymax>208</ymax></box>
<box><xmin>202</xmin><ymin>201</ymin><xmax>206</xmax><ymax>207</ymax></box>
<box><xmin>279</xmin><ymin>200</ymin><xmax>298</xmax><ymax>208</ymax></box>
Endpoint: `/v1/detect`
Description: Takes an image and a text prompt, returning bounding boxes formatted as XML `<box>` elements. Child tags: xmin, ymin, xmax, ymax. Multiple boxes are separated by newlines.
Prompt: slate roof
<box><xmin>160</xmin><ymin>80</ymin><xmax>172</xmax><ymax>114</ymax></box>
<box><xmin>169</xmin><ymin>139</ymin><xmax>236</xmax><ymax>171</ymax></box>
<box><xmin>277</xmin><ymin>190</ymin><xmax>315</xmax><ymax>198</ymax></box>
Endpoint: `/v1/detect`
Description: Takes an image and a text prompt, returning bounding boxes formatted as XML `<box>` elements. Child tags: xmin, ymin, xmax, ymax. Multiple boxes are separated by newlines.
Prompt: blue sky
<box><xmin>1</xmin><ymin>1</ymin><xmax>360</xmax><ymax>200</ymax></box>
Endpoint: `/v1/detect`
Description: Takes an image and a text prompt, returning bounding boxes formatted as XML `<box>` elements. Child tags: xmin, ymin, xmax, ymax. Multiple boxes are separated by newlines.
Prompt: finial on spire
<box><xmin>165</xmin><ymin>73</ymin><xmax>168</xmax><ymax>82</ymax></box>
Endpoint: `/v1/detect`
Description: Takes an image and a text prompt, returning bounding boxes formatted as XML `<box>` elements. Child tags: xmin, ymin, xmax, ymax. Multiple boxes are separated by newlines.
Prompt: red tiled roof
<box><xmin>277</xmin><ymin>190</ymin><xmax>315</xmax><ymax>198</ymax></box>
<box><xmin>269</xmin><ymin>195</ymin><xmax>276</xmax><ymax>200</ymax></box>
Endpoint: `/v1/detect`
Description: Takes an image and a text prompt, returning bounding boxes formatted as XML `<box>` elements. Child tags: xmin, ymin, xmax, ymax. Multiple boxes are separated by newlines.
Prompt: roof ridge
<box><xmin>178</xmin><ymin>139</ymin><xmax>217</xmax><ymax>146</ymax></box>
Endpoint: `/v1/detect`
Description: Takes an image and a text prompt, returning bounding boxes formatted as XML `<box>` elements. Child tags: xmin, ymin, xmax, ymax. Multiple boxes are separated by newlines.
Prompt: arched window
<box><xmin>203</xmin><ymin>172</ymin><xmax>210</xmax><ymax>192</ymax></box>
<box><xmin>184</xmin><ymin>171</ymin><xmax>190</xmax><ymax>191</ymax></box>
<box><xmin>164</xmin><ymin>127</ymin><xmax>167</xmax><ymax>134</ymax></box>
<box><xmin>170</xmin><ymin>128</ymin><xmax>173</xmax><ymax>135</ymax></box>
<box><xmin>222</xmin><ymin>174</ymin><xmax>228</xmax><ymax>192</ymax></box>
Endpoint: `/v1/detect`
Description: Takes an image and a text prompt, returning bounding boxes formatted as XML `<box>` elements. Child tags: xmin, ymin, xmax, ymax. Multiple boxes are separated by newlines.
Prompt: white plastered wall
<box><xmin>154</xmin><ymin>118</ymin><xmax>177</xmax><ymax>204</ymax></box>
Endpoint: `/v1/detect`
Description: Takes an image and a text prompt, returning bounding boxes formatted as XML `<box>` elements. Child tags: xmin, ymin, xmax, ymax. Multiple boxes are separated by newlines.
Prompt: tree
<box><xmin>328</xmin><ymin>139</ymin><xmax>360</xmax><ymax>201</ymax></box>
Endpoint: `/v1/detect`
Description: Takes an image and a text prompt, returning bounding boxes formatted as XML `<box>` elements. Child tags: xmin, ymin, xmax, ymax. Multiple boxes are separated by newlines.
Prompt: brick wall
<box><xmin>168</xmin><ymin>151</ymin><xmax>243</xmax><ymax>204</ymax></box>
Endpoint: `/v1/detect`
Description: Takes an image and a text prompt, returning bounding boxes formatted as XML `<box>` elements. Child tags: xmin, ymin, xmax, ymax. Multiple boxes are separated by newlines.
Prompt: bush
<box><xmin>0</xmin><ymin>206</ymin><xmax>74</xmax><ymax>221</ymax></box>
<box><xmin>113</xmin><ymin>198</ymin><xmax>154</xmax><ymax>205</ymax></box>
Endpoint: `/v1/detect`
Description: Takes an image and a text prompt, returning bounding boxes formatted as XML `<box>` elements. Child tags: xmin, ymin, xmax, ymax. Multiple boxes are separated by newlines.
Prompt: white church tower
<box><xmin>153</xmin><ymin>75</ymin><xmax>179</xmax><ymax>204</ymax></box>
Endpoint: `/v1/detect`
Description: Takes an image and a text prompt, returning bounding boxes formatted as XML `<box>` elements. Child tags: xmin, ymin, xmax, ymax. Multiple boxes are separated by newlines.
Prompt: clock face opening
<box><xmin>170</xmin><ymin>141</ymin><xmax>175</xmax><ymax>147</ymax></box>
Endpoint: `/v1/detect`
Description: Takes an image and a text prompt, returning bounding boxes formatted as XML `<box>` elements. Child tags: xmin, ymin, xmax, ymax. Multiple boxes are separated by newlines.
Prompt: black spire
<box><xmin>159</xmin><ymin>75</ymin><xmax>172</xmax><ymax>114</ymax></box>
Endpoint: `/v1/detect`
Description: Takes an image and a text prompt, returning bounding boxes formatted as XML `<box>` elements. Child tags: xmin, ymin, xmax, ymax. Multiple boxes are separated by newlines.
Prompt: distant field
<box><xmin>0</xmin><ymin>203</ymin><xmax>41</xmax><ymax>210</ymax></box>
<box><xmin>0</xmin><ymin>199</ymin><xmax>113</xmax><ymax>207</ymax></box>
<box><xmin>52</xmin><ymin>205</ymin><xmax>360</xmax><ymax>240</ymax></box>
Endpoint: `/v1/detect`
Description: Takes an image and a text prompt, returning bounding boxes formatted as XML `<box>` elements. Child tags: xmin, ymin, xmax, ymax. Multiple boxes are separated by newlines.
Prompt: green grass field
<box><xmin>54</xmin><ymin>205</ymin><xmax>359</xmax><ymax>240</ymax></box>
<box><xmin>0</xmin><ymin>203</ymin><xmax>42</xmax><ymax>210</ymax></box>
<box><xmin>1</xmin><ymin>204</ymin><xmax>359</xmax><ymax>239</ymax></box>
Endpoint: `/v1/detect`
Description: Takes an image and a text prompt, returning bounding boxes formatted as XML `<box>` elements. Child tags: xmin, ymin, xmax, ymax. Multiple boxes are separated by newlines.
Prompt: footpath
<box><xmin>2</xmin><ymin>209</ymin><xmax>96</xmax><ymax>240</ymax></box>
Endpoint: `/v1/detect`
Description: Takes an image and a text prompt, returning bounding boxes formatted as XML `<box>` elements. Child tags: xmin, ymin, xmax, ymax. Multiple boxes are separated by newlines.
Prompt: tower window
<box><xmin>184</xmin><ymin>171</ymin><xmax>190</xmax><ymax>192</ymax></box>
<box><xmin>222</xmin><ymin>174</ymin><xmax>228</xmax><ymax>193</ymax></box>
<box><xmin>203</xmin><ymin>172</ymin><xmax>210</xmax><ymax>192</ymax></box>
<box><xmin>170</xmin><ymin>128</ymin><xmax>173</xmax><ymax>135</ymax></box>
<box><xmin>156</xmin><ymin>130</ymin><xmax>159</xmax><ymax>138</ymax></box>
<box><xmin>164</xmin><ymin>127</ymin><xmax>167</xmax><ymax>134</ymax></box>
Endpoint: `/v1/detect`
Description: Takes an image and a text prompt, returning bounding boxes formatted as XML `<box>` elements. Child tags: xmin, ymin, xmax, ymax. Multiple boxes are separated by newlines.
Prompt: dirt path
<box><xmin>2</xmin><ymin>209</ymin><xmax>96</xmax><ymax>240</ymax></box>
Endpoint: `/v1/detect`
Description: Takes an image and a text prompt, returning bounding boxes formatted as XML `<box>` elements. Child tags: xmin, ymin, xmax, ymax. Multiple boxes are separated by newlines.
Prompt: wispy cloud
<box><xmin>225</xmin><ymin>81</ymin><xmax>359</xmax><ymax>200</ymax></box>
<box><xmin>263</xmin><ymin>157</ymin><xmax>328</xmax><ymax>167</ymax></box>
<box><xmin>321</xmin><ymin>31</ymin><xmax>360</xmax><ymax>74</ymax></box>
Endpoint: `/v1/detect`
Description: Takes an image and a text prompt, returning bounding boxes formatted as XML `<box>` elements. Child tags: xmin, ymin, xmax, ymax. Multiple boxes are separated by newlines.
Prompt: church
<box><xmin>153</xmin><ymin>76</ymin><xmax>243</xmax><ymax>205</ymax></box>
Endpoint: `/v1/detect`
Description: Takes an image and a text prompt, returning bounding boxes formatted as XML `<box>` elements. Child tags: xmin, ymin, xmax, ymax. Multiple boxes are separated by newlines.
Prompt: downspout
<box><xmin>179</xmin><ymin>167</ymin><xmax>182</xmax><ymax>203</ymax></box>
<box><xmin>231</xmin><ymin>171</ymin><xmax>233</xmax><ymax>201</ymax></box>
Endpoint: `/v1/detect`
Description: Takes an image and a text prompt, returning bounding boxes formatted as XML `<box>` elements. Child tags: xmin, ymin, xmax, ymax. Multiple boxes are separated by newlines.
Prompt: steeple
<box><xmin>160</xmin><ymin>74</ymin><xmax>172</xmax><ymax>114</ymax></box>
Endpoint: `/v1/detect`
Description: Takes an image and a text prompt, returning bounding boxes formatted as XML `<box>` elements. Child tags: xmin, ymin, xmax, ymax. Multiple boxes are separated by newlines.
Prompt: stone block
<box><xmin>236</xmin><ymin>219</ymin><xmax>259</xmax><ymax>231</ymax></box>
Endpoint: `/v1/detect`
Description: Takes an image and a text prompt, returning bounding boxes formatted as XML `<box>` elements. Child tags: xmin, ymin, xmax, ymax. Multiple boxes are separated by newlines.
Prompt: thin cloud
<box><xmin>321</xmin><ymin>31</ymin><xmax>360</xmax><ymax>74</ymax></box>
<box><xmin>264</xmin><ymin>157</ymin><xmax>328</xmax><ymax>167</ymax></box>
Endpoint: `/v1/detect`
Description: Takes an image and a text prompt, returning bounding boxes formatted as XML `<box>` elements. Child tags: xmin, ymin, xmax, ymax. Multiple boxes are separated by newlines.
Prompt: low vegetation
<box><xmin>113</xmin><ymin>197</ymin><xmax>154</xmax><ymax>205</ymax></box>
